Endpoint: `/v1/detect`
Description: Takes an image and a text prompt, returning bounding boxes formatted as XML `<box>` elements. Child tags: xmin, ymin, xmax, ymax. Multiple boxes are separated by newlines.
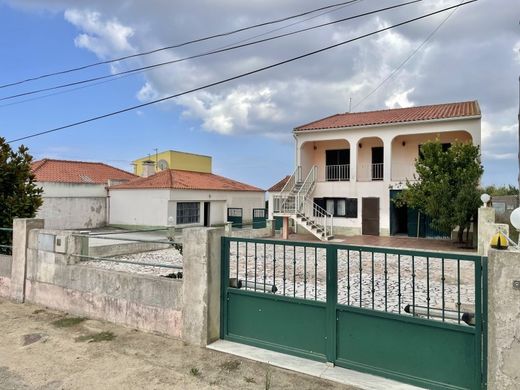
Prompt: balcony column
<box><xmin>383</xmin><ymin>137</ymin><xmax>392</xmax><ymax>181</ymax></box>
<box><xmin>349</xmin><ymin>137</ymin><xmax>358</xmax><ymax>182</ymax></box>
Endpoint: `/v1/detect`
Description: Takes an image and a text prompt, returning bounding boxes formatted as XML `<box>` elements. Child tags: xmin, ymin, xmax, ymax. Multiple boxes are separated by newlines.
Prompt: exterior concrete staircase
<box><xmin>273</xmin><ymin>166</ymin><xmax>334</xmax><ymax>241</ymax></box>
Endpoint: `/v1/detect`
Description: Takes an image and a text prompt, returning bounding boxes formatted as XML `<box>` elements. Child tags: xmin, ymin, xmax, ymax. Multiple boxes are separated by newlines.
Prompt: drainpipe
<box><xmin>106</xmin><ymin>185</ymin><xmax>110</xmax><ymax>226</ymax></box>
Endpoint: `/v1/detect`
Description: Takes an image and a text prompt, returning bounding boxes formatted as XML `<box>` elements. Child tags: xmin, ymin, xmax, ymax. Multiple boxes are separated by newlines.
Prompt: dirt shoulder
<box><xmin>0</xmin><ymin>298</ymin><xmax>353</xmax><ymax>390</ymax></box>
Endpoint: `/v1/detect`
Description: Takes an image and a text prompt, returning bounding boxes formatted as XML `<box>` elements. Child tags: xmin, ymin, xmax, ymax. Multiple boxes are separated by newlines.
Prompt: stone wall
<box><xmin>478</xmin><ymin>206</ymin><xmax>509</xmax><ymax>255</ymax></box>
<box><xmin>487</xmin><ymin>249</ymin><xmax>520</xmax><ymax>389</ymax></box>
<box><xmin>21</xmin><ymin>227</ymin><xmax>183</xmax><ymax>337</ymax></box>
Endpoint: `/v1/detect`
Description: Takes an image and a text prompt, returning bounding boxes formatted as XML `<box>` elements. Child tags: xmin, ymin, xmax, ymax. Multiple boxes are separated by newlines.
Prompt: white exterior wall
<box><xmin>36</xmin><ymin>182</ymin><xmax>108</xmax><ymax>229</ymax></box>
<box><xmin>109</xmin><ymin>188</ymin><xmax>265</xmax><ymax>227</ymax></box>
<box><xmin>168</xmin><ymin>189</ymin><xmax>265</xmax><ymax>227</ymax></box>
<box><xmin>290</xmin><ymin>117</ymin><xmax>481</xmax><ymax>235</ymax></box>
<box><xmin>109</xmin><ymin>189</ymin><xmax>171</xmax><ymax>226</ymax></box>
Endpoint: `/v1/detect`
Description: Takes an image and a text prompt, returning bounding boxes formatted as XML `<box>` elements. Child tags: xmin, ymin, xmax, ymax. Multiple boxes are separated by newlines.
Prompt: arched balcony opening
<box><xmin>391</xmin><ymin>131</ymin><xmax>473</xmax><ymax>182</ymax></box>
<box><xmin>356</xmin><ymin>137</ymin><xmax>384</xmax><ymax>181</ymax></box>
<box><xmin>300</xmin><ymin>139</ymin><xmax>351</xmax><ymax>182</ymax></box>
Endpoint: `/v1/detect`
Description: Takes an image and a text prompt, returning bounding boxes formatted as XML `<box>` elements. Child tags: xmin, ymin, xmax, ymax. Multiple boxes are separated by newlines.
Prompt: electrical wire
<box><xmin>7</xmin><ymin>0</ymin><xmax>477</xmax><ymax>144</ymax></box>
<box><xmin>352</xmin><ymin>0</ymin><xmax>465</xmax><ymax>110</ymax></box>
<box><xmin>0</xmin><ymin>0</ymin><xmax>360</xmax><ymax>90</ymax></box>
<box><xmin>0</xmin><ymin>0</ymin><xmax>362</xmax><ymax>109</ymax></box>
<box><xmin>0</xmin><ymin>0</ymin><xmax>418</xmax><ymax>103</ymax></box>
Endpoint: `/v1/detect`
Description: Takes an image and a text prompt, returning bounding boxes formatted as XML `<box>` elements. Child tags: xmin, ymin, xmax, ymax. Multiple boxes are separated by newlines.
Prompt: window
<box><xmin>326</xmin><ymin>149</ymin><xmax>350</xmax><ymax>181</ymax></box>
<box><xmin>176</xmin><ymin>202</ymin><xmax>200</xmax><ymax>224</ymax></box>
<box><xmin>314</xmin><ymin>198</ymin><xmax>357</xmax><ymax>218</ymax></box>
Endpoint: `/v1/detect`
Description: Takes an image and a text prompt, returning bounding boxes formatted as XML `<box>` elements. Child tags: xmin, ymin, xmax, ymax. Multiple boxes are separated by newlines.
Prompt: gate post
<box><xmin>487</xmin><ymin>249</ymin><xmax>520</xmax><ymax>389</ymax></box>
<box><xmin>10</xmin><ymin>218</ymin><xmax>44</xmax><ymax>303</ymax></box>
<box><xmin>181</xmin><ymin>227</ymin><xmax>224</xmax><ymax>346</ymax></box>
<box><xmin>325</xmin><ymin>245</ymin><xmax>337</xmax><ymax>363</ymax></box>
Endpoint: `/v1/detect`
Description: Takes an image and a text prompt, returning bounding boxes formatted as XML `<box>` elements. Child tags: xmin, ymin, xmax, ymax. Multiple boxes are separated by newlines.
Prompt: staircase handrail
<box><xmin>301</xmin><ymin>195</ymin><xmax>334</xmax><ymax>237</ymax></box>
<box><xmin>279</xmin><ymin>166</ymin><xmax>301</xmax><ymax>196</ymax></box>
<box><xmin>276</xmin><ymin>166</ymin><xmax>301</xmax><ymax>213</ymax></box>
<box><xmin>296</xmin><ymin>166</ymin><xmax>317</xmax><ymax>208</ymax></box>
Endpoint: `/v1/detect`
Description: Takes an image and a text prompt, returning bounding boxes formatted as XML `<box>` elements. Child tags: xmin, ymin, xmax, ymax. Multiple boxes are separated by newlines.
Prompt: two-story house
<box><xmin>271</xmin><ymin>101</ymin><xmax>481</xmax><ymax>240</ymax></box>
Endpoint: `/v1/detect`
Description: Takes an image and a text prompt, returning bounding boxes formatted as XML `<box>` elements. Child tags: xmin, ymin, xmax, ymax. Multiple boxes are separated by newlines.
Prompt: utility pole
<box><xmin>348</xmin><ymin>97</ymin><xmax>352</xmax><ymax>113</ymax></box>
<box><xmin>518</xmin><ymin>76</ymin><xmax>520</xmax><ymax>205</ymax></box>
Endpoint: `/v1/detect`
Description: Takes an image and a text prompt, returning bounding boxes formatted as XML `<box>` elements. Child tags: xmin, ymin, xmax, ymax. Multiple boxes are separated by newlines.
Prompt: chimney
<box><xmin>142</xmin><ymin>160</ymin><xmax>156</xmax><ymax>178</ymax></box>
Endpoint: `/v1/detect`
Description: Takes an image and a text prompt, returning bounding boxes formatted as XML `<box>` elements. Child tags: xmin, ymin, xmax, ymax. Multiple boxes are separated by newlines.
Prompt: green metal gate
<box><xmin>252</xmin><ymin>208</ymin><xmax>267</xmax><ymax>229</ymax></box>
<box><xmin>227</xmin><ymin>208</ymin><xmax>243</xmax><ymax>229</ymax></box>
<box><xmin>221</xmin><ymin>237</ymin><xmax>487</xmax><ymax>389</ymax></box>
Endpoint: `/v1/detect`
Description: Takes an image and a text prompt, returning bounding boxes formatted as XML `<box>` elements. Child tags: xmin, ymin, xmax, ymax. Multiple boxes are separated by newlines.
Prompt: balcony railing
<box><xmin>357</xmin><ymin>163</ymin><xmax>384</xmax><ymax>181</ymax></box>
<box><xmin>325</xmin><ymin>164</ymin><xmax>350</xmax><ymax>181</ymax></box>
<box><xmin>372</xmin><ymin>163</ymin><xmax>383</xmax><ymax>180</ymax></box>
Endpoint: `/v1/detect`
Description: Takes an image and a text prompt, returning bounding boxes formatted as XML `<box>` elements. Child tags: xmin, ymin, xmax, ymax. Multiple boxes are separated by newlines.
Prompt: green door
<box><xmin>252</xmin><ymin>208</ymin><xmax>267</xmax><ymax>229</ymax></box>
<box><xmin>227</xmin><ymin>208</ymin><xmax>243</xmax><ymax>229</ymax></box>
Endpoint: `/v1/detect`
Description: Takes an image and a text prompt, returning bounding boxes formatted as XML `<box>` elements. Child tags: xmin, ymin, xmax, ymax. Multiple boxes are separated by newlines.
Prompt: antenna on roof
<box><xmin>348</xmin><ymin>97</ymin><xmax>352</xmax><ymax>113</ymax></box>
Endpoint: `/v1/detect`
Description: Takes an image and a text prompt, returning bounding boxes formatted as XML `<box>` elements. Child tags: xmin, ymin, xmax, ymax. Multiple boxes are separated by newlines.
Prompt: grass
<box><xmin>219</xmin><ymin>360</ymin><xmax>241</xmax><ymax>372</ymax></box>
<box><xmin>75</xmin><ymin>331</ymin><xmax>116</xmax><ymax>343</ymax></box>
<box><xmin>190</xmin><ymin>368</ymin><xmax>201</xmax><ymax>377</ymax></box>
<box><xmin>51</xmin><ymin>317</ymin><xmax>86</xmax><ymax>328</ymax></box>
<box><xmin>244</xmin><ymin>376</ymin><xmax>256</xmax><ymax>384</ymax></box>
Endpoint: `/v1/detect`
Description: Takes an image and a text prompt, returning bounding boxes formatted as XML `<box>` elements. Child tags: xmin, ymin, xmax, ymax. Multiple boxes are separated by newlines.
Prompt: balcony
<box><xmin>325</xmin><ymin>164</ymin><xmax>350</xmax><ymax>181</ymax></box>
<box><xmin>357</xmin><ymin>163</ymin><xmax>384</xmax><ymax>181</ymax></box>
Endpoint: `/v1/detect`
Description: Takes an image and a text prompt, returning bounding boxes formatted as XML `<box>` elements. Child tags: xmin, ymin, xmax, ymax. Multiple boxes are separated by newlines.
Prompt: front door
<box><xmin>362</xmin><ymin>197</ymin><xmax>379</xmax><ymax>235</ymax></box>
<box><xmin>204</xmin><ymin>202</ymin><xmax>211</xmax><ymax>227</ymax></box>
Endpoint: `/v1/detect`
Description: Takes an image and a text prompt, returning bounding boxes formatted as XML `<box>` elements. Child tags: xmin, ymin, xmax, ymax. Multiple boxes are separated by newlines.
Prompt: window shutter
<box><xmin>346</xmin><ymin>198</ymin><xmax>358</xmax><ymax>218</ymax></box>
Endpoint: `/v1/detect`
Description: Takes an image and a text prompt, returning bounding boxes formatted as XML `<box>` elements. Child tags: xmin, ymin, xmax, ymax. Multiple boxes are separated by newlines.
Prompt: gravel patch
<box><xmin>82</xmin><ymin>248</ymin><xmax>183</xmax><ymax>276</ymax></box>
<box><xmin>228</xmin><ymin>242</ymin><xmax>476</xmax><ymax>324</ymax></box>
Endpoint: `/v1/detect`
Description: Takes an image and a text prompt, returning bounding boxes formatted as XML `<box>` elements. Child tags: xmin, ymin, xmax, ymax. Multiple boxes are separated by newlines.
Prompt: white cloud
<box><xmin>514</xmin><ymin>40</ymin><xmax>520</xmax><ymax>64</ymax></box>
<box><xmin>136</xmin><ymin>82</ymin><xmax>159</xmax><ymax>102</ymax></box>
<box><xmin>64</xmin><ymin>9</ymin><xmax>136</xmax><ymax>59</ymax></box>
<box><xmin>5</xmin><ymin>0</ymin><xmax>519</xmax><ymax>184</ymax></box>
<box><xmin>385</xmin><ymin>88</ymin><xmax>415</xmax><ymax>109</ymax></box>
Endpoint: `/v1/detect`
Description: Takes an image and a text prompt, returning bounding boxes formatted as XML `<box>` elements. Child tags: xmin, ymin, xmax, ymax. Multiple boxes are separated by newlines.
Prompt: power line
<box><xmin>7</xmin><ymin>0</ymin><xmax>477</xmax><ymax>144</ymax></box>
<box><xmin>353</xmin><ymin>0</ymin><xmax>464</xmax><ymax>110</ymax></box>
<box><xmin>0</xmin><ymin>0</ymin><xmax>418</xmax><ymax>103</ymax></box>
<box><xmin>0</xmin><ymin>0</ymin><xmax>360</xmax><ymax>90</ymax></box>
<box><xmin>0</xmin><ymin>0</ymin><xmax>362</xmax><ymax>109</ymax></box>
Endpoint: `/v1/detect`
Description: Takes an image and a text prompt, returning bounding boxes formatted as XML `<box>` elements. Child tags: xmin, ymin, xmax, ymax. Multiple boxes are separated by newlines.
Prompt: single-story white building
<box><xmin>32</xmin><ymin>159</ymin><xmax>137</xmax><ymax>229</ymax></box>
<box><xmin>108</xmin><ymin>168</ymin><xmax>265</xmax><ymax>228</ymax></box>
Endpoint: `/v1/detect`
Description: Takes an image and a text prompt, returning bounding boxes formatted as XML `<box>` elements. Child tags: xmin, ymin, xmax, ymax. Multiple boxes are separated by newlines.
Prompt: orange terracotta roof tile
<box><xmin>110</xmin><ymin>169</ymin><xmax>264</xmax><ymax>192</ymax></box>
<box><xmin>267</xmin><ymin>175</ymin><xmax>290</xmax><ymax>192</ymax></box>
<box><xmin>294</xmin><ymin>101</ymin><xmax>480</xmax><ymax>131</ymax></box>
<box><xmin>32</xmin><ymin>159</ymin><xmax>136</xmax><ymax>184</ymax></box>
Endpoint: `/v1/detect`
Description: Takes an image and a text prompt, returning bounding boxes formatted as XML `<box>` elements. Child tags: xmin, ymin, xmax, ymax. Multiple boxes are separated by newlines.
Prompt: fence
<box><xmin>71</xmin><ymin>227</ymin><xmax>183</xmax><ymax>276</ymax></box>
<box><xmin>224</xmin><ymin>238</ymin><xmax>482</xmax><ymax>324</ymax></box>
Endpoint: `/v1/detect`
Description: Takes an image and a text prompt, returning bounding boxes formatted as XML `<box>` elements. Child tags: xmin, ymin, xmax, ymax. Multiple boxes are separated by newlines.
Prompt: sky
<box><xmin>0</xmin><ymin>0</ymin><xmax>518</xmax><ymax>189</ymax></box>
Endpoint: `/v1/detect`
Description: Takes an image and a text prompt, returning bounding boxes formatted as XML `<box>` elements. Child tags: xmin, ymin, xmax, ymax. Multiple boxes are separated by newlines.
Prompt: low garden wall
<box><xmin>23</xmin><ymin>228</ymin><xmax>183</xmax><ymax>337</ymax></box>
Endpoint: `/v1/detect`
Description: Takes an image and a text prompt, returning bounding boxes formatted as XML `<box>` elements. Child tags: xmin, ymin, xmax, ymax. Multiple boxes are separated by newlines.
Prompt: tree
<box><xmin>482</xmin><ymin>184</ymin><xmax>518</xmax><ymax>196</ymax></box>
<box><xmin>395</xmin><ymin>139</ymin><xmax>483</xmax><ymax>243</ymax></box>
<box><xmin>0</xmin><ymin>137</ymin><xmax>43</xmax><ymax>253</ymax></box>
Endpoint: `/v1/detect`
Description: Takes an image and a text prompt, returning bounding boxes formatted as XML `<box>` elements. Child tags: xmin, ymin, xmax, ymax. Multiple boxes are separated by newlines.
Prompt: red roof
<box><xmin>268</xmin><ymin>176</ymin><xmax>290</xmax><ymax>192</ymax></box>
<box><xmin>32</xmin><ymin>159</ymin><xmax>136</xmax><ymax>184</ymax></box>
<box><xmin>110</xmin><ymin>169</ymin><xmax>264</xmax><ymax>192</ymax></box>
<box><xmin>294</xmin><ymin>101</ymin><xmax>480</xmax><ymax>131</ymax></box>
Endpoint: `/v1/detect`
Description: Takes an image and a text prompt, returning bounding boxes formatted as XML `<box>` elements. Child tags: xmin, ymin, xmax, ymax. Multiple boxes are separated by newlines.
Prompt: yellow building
<box><xmin>133</xmin><ymin>150</ymin><xmax>212</xmax><ymax>176</ymax></box>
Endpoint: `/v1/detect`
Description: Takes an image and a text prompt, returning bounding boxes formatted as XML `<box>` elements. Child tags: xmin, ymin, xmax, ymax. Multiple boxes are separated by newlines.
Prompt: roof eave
<box><xmin>293</xmin><ymin>114</ymin><xmax>482</xmax><ymax>134</ymax></box>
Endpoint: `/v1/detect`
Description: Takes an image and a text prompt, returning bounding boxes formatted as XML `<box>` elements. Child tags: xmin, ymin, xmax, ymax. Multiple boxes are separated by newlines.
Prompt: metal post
<box><xmin>517</xmin><ymin>76</ymin><xmax>520</xmax><ymax>204</ymax></box>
